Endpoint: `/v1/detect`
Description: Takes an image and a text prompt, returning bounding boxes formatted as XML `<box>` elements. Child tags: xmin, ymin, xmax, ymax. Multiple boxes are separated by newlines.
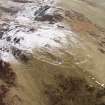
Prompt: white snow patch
<box><xmin>15</xmin><ymin>16</ymin><xmax>32</xmax><ymax>25</ymax></box>
<box><xmin>12</xmin><ymin>25</ymin><xmax>69</xmax><ymax>49</ymax></box>
<box><xmin>0</xmin><ymin>0</ymin><xmax>78</xmax><ymax>63</ymax></box>
<box><xmin>0</xmin><ymin>50</ymin><xmax>17</xmax><ymax>63</ymax></box>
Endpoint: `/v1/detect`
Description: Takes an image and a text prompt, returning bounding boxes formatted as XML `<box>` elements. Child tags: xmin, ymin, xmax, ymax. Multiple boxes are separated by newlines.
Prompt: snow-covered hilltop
<box><xmin>0</xmin><ymin>0</ymin><xmax>76</xmax><ymax>63</ymax></box>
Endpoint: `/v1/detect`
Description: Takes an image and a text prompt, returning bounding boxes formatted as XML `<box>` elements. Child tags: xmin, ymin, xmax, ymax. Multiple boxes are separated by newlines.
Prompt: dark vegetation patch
<box><xmin>0</xmin><ymin>23</ymin><xmax>9</xmax><ymax>40</ymax></box>
<box><xmin>43</xmin><ymin>74</ymin><xmax>105</xmax><ymax>105</ymax></box>
<box><xmin>0</xmin><ymin>32</ymin><xmax>4</xmax><ymax>39</ymax></box>
<box><xmin>0</xmin><ymin>23</ymin><xmax>9</xmax><ymax>34</ymax></box>
<box><xmin>11</xmin><ymin>47</ymin><xmax>32</xmax><ymax>63</ymax></box>
<box><xmin>0</xmin><ymin>60</ymin><xmax>22</xmax><ymax>105</ymax></box>
<box><xmin>0</xmin><ymin>85</ymin><xmax>9</xmax><ymax>105</ymax></box>
<box><xmin>98</xmin><ymin>48</ymin><xmax>105</xmax><ymax>54</ymax></box>
<box><xmin>34</xmin><ymin>5</ymin><xmax>63</xmax><ymax>24</ymax></box>
<box><xmin>0</xmin><ymin>60</ymin><xmax>19</xmax><ymax>105</ymax></box>
<box><xmin>12</xmin><ymin>0</ymin><xmax>33</xmax><ymax>3</ymax></box>
<box><xmin>6</xmin><ymin>36</ymin><xmax>11</xmax><ymax>42</ymax></box>
<box><xmin>0</xmin><ymin>60</ymin><xmax>16</xmax><ymax>86</ymax></box>
<box><xmin>35</xmin><ymin>14</ymin><xmax>63</xmax><ymax>24</ymax></box>
<box><xmin>13</xmin><ymin>37</ymin><xmax>20</xmax><ymax>44</ymax></box>
<box><xmin>34</xmin><ymin>5</ymin><xmax>51</xmax><ymax>16</ymax></box>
